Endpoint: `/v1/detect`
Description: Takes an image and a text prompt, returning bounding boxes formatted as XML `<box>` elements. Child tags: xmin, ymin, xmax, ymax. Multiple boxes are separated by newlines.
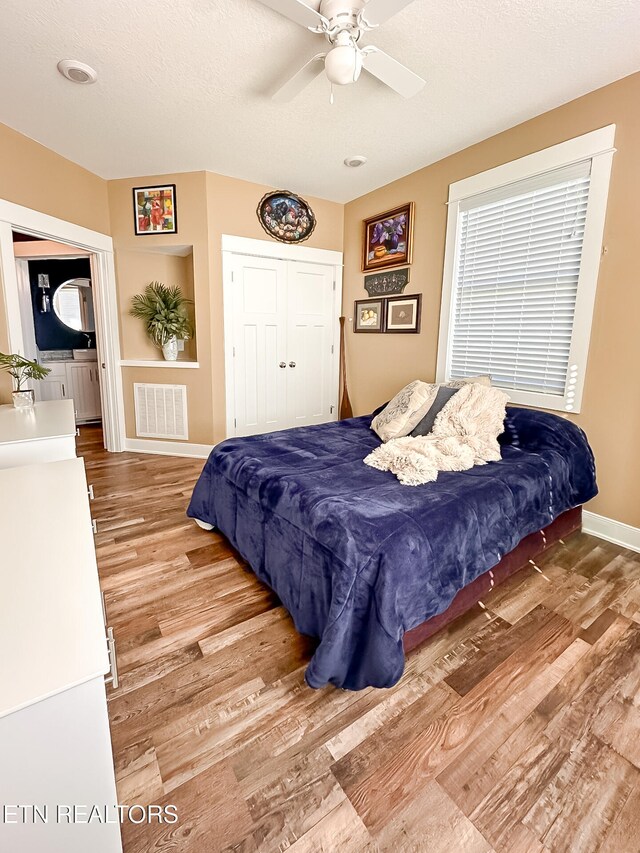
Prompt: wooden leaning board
<box><xmin>403</xmin><ymin>506</ymin><xmax>582</xmax><ymax>653</ymax></box>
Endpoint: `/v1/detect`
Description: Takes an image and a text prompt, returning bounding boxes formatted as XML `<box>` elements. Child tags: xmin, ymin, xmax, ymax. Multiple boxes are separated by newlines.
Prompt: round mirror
<box><xmin>52</xmin><ymin>278</ymin><xmax>95</xmax><ymax>332</ymax></box>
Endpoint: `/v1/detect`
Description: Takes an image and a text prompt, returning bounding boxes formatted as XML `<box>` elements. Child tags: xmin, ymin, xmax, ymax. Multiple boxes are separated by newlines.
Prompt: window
<box><xmin>437</xmin><ymin>126</ymin><xmax>615</xmax><ymax>413</ymax></box>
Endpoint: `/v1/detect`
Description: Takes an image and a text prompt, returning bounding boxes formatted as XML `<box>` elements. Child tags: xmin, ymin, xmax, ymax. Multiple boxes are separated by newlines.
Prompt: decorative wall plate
<box><xmin>364</xmin><ymin>267</ymin><xmax>410</xmax><ymax>296</ymax></box>
<box><xmin>257</xmin><ymin>191</ymin><xmax>316</xmax><ymax>244</ymax></box>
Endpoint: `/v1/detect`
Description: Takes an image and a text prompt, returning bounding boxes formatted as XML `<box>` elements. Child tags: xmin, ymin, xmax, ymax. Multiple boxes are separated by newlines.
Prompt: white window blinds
<box><xmin>449</xmin><ymin>160</ymin><xmax>591</xmax><ymax>398</ymax></box>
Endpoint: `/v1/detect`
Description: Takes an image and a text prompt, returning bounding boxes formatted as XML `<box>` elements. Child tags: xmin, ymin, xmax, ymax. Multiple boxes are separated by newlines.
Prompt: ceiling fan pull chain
<box><xmin>330</xmin><ymin>82</ymin><xmax>334</xmax><ymax>105</ymax></box>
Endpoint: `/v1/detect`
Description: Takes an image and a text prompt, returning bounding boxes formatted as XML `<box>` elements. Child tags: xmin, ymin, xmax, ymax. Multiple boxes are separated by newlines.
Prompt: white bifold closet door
<box><xmin>286</xmin><ymin>261</ymin><xmax>336</xmax><ymax>429</ymax></box>
<box><xmin>230</xmin><ymin>254</ymin><xmax>337</xmax><ymax>437</ymax></box>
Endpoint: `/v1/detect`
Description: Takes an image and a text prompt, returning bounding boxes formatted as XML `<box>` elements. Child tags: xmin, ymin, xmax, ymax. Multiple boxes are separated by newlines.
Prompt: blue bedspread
<box><xmin>187</xmin><ymin>407</ymin><xmax>597</xmax><ymax>690</ymax></box>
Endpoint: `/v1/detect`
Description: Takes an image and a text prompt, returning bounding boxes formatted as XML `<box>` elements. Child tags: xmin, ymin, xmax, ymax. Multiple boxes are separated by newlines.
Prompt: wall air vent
<box><xmin>134</xmin><ymin>383</ymin><xmax>188</xmax><ymax>440</ymax></box>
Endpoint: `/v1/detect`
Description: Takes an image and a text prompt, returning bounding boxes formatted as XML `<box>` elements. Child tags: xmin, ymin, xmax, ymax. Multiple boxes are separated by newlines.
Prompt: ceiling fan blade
<box><xmin>362</xmin><ymin>47</ymin><xmax>425</xmax><ymax>98</ymax></box>
<box><xmin>255</xmin><ymin>0</ymin><xmax>326</xmax><ymax>29</ymax></box>
<box><xmin>273</xmin><ymin>53</ymin><xmax>327</xmax><ymax>102</ymax></box>
<box><xmin>361</xmin><ymin>0</ymin><xmax>417</xmax><ymax>26</ymax></box>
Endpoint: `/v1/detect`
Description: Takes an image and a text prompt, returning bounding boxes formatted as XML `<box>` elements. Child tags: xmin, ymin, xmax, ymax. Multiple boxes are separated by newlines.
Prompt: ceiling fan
<box><xmin>256</xmin><ymin>0</ymin><xmax>425</xmax><ymax>102</ymax></box>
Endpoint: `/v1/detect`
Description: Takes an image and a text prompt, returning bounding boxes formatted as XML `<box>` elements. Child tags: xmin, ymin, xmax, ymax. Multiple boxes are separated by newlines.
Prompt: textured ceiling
<box><xmin>1</xmin><ymin>0</ymin><xmax>639</xmax><ymax>202</ymax></box>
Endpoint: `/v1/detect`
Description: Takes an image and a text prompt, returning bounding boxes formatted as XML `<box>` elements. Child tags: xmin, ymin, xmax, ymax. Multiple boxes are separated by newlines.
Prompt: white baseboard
<box><xmin>582</xmin><ymin>510</ymin><xmax>640</xmax><ymax>554</ymax></box>
<box><xmin>124</xmin><ymin>438</ymin><xmax>214</xmax><ymax>459</ymax></box>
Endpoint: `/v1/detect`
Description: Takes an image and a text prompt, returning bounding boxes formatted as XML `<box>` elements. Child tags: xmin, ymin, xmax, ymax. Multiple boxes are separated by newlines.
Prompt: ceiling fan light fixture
<box><xmin>324</xmin><ymin>41</ymin><xmax>362</xmax><ymax>86</ymax></box>
<box><xmin>265</xmin><ymin>0</ymin><xmax>426</xmax><ymax>102</ymax></box>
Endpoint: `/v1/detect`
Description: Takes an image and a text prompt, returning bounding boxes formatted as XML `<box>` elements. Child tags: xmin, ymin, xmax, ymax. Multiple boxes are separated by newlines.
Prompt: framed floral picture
<box><xmin>133</xmin><ymin>184</ymin><xmax>177</xmax><ymax>235</ymax></box>
<box><xmin>362</xmin><ymin>202</ymin><xmax>414</xmax><ymax>272</ymax></box>
<box><xmin>385</xmin><ymin>294</ymin><xmax>422</xmax><ymax>333</ymax></box>
<box><xmin>354</xmin><ymin>298</ymin><xmax>385</xmax><ymax>333</ymax></box>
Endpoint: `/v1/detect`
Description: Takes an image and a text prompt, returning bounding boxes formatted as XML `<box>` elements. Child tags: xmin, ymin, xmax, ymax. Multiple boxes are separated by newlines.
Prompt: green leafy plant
<box><xmin>130</xmin><ymin>281</ymin><xmax>193</xmax><ymax>348</ymax></box>
<box><xmin>0</xmin><ymin>352</ymin><xmax>50</xmax><ymax>391</ymax></box>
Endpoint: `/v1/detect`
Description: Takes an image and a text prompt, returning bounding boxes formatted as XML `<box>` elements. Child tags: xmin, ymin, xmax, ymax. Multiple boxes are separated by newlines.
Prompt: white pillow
<box><xmin>447</xmin><ymin>374</ymin><xmax>492</xmax><ymax>388</ymax></box>
<box><xmin>371</xmin><ymin>381</ymin><xmax>439</xmax><ymax>442</ymax></box>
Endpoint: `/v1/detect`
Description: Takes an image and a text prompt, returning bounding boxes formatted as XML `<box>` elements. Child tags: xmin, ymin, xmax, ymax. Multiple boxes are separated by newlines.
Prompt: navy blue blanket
<box><xmin>187</xmin><ymin>407</ymin><xmax>597</xmax><ymax>690</ymax></box>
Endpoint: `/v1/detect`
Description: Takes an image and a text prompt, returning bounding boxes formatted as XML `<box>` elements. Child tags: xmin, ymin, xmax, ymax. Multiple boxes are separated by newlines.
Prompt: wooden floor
<box><xmin>79</xmin><ymin>425</ymin><xmax>640</xmax><ymax>853</ymax></box>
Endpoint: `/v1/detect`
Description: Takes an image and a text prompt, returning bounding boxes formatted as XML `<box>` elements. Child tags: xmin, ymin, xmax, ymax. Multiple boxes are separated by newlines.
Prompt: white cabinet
<box><xmin>67</xmin><ymin>362</ymin><xmax>102</xmax><ymax>421</ymax></box>
<box><xmin>37</xmin><ymin>360</ymin><xmax>102</xmax><ymax>422</ymax></box>
<box><xmin>0</xmin><ymin>458</ymin><xmax>121</xmax><ymax>852</ymax></box>
<box><xmin>38</xmin><ymin>361</ymin><xmax>68</xmax><ymax>402</ymax></box>
<box><xmin>0</xmin><ymin>678</ymin><xmax>122</xmax><ymax>853</ymax></box>
<box><xmin>0</xmin><ymin>400</ymin><xmax>77</xmax><ymax>468</ymax></box>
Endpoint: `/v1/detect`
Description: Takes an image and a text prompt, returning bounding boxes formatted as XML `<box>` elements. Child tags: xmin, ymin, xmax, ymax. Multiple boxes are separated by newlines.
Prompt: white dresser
<box><xmin>0</xmin><ymin>399</ymin><xmax>77</xmax><ymax>468</ymax></box>
<box><xmin>0</xmin><ymin>458</ymin><xmax>122</xmax><ymax>852</ymax></box>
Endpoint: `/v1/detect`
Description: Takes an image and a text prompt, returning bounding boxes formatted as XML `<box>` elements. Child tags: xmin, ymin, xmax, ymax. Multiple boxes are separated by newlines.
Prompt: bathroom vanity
<box><xmin>38</xmin><ymin>350</ymin><xmax>102</xmax><ymax>422</ymax></box>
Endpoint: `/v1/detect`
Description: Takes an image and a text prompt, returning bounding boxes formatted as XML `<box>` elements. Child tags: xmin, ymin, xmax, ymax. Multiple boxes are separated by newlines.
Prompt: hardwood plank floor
<box><xmin>78</xmin><ymin>425</ymin><xmax>640</xmax><ymax>853</ymax></box>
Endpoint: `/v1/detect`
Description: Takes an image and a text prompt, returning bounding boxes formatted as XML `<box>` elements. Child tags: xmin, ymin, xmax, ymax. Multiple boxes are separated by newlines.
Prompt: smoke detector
<box><xmin>57</xmin><ymin>60</ymin><xmax>98</xmax><ymax>84</ymax></box>
<box><xmin>344</xmin><ymin>155</ymin><xmax>367</xmax><ymax>168</ymax></box>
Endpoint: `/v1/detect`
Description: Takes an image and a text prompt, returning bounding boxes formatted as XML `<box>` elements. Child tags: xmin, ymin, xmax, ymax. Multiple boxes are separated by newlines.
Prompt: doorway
<box><xmin>222</xmin><ymin>235</ymin><xmax>343</xmax><ymax>438</ymax></box>
<box><xmin>13</xmin><ymin>239</ymin><xmax>102</xmax><ymax>424</ymax></box>
<box><xmin>0</xmin><ymin>199</ymin><xmax>125</xmax><ymax>451</ymax></box>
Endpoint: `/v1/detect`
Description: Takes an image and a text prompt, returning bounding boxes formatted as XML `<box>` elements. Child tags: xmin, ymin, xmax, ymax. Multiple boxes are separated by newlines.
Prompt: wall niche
<box><xmin>116</xmin><ymin>244</ymin><xmax>197</xmax><ymax>363</ymax></box>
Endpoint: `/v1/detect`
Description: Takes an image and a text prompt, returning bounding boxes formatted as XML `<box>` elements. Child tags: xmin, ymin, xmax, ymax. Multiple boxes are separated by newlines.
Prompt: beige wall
<box><xmin>205</xmin><ymin>172</ymin><xmax>344</xmax><ymax>446</ymax></box>
<box><xmin>108</xmin><ymin>171</ymin><xmax>343</xmax><ymax>445</ymax></box>
<box><xmin>0</xmin><ymin>123</ymin><xmax>110</xmax><ymax>233</ymax></box>
<box><xmin>0</xmin><ymin>121</ymin><xmax>110</xmax><ymax>401</ymax></box>
<box><xmin>1</xmin><ymin>76</ymin><xmax>636</xmax><ymax>528</ymax></box>
<box><xmin>0</xmin><ymin>121</ymin><xmax>343</xmax><ymax>437</ymax></box>
<box><xmin>343</xmin><ymin>72</ymin><xmax>640</xmax><ymax>527</ymax></box>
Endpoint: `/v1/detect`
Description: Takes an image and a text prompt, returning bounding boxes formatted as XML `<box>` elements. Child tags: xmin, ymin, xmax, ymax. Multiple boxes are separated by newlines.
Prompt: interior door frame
<box><xmin>0</xmin><ymin>199</ymin><xmax>125</xmax><ymax>452</ymax></box>
<box><xmin>221</xmin><ymin>235</ymin><xmax>343</xmax><ymax>439</ymax></box>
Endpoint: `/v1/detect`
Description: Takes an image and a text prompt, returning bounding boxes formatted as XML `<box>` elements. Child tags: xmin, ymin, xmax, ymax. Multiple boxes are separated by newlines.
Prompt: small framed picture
<box><xmin>354</xmin><ymin>298</ymin><xmax>385</xmax><ymax>333</ymax></box>
<box><xmin>385</xmin><ymin>294</ymin><xmax>422</xmax><ymax>334</ymax></box>
<box><xmin>362</xmin><ymin>202</ymin><xmax>414</xmax><ymax>272</ymax></box>
<box><xmin>133</xmin><ymin>184</ymin><xmax>178</xmax><ymax>235</ymax></box>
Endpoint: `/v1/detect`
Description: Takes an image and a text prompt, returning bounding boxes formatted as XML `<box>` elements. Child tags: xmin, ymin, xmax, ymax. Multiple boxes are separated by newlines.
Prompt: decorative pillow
<box><xmin>411</xmin><ymin>385</ymin><xmax>460</xmax><ymax>437</ymax></box>
<box><xmin>447</xmin><ymin>374</ymin><xmax>492</xmax><ymax>388</ymax></box>
<box><xmin>370</xmin><ymin>400</ymin><xmax>390</xmax><ymax>419</ymax></box>
<box><xmin>371</xmin><ymin>380</ymin><xmax>438</xmax><ymax>442</ymax></box>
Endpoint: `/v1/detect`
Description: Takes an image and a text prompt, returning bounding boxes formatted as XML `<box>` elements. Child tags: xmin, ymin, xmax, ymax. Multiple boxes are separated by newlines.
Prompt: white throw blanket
<box><xmin>364</xmin><ymin>382</ymin><xmax>509</xmax><ymax>486</ymax></box>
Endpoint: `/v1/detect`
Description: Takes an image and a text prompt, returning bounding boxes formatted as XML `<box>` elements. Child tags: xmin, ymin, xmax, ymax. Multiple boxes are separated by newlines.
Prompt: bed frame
<box><xmin>195</xmin><ymin>507</ymin><xmax>581</xmax><ymax>658</ymax></box>
<box><xmin>403</xmin><ymin>506</ymin><xmax>582</xmax><ymax>653</ymax></box>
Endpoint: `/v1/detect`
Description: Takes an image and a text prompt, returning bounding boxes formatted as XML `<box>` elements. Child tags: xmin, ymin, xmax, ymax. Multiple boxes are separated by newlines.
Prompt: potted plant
<box><xmin>130</xmin><ymin>281</ymin><xmax>193</xmax><ymax>361</ymax></box>
<box><xmin>0</xmin><ymin>353</ymin><xmax>51</xmax><ymax>409</ymax></box>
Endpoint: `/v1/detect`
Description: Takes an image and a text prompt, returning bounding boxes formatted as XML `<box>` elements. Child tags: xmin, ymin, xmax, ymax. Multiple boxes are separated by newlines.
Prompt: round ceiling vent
<box><xmin>57</xmin><ymin>59</ymin><xmax>98</xmax><ymax>84</ymax></box>
<box><xmin>344</xmin><ymin>155</ymin><xmax>367</xmax><ymax>168</ymax></box>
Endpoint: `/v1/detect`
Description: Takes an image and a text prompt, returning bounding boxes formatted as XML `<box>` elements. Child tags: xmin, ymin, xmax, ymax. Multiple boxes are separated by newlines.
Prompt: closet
<box><xmin>224</xmin><ymin>242</ymin><xmax>342</xmax><ymax>437</ymax></box>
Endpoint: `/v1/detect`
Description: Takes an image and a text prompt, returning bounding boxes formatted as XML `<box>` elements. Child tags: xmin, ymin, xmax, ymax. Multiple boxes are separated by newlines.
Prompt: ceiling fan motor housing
<box><xmin>320</xmin><ymin>0</ymin><xmax>367</xmax><ymax>41</ymax></box>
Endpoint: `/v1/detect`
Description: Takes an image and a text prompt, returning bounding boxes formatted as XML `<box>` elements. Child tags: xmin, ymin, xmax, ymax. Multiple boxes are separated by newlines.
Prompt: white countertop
<box><xmin>0</xmin><ymin>400</ymin><xmax>76</xmax><ymax>445</ymax></box>
<box><xmin>0</xmin><ymin>458</ymin><xmax>109</xmax><ymax>718</ymax></box>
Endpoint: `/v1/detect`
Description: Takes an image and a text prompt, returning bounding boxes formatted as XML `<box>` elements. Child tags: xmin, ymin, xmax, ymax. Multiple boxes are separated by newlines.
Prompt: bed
<box><xmin>187</xmin><ymin>406</ymin><xmax>597</xmax><ymax>690</ymax></box>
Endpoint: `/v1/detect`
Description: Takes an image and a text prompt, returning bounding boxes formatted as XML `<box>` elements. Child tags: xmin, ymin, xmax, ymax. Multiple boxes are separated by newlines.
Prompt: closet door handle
<box><xmin>61</xmin><ymin>383</ymin><xmax>66</xmax><ymax>397</ymax></box>
<box><xmin>279</xmin><ymin>362</ymin><xmax>287</xmax><ymax>368</ymax></box>
<box><xmin>289</xmin><ymin>362</ymin><xmax>296</xmax><ymax>368</ymax></box>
